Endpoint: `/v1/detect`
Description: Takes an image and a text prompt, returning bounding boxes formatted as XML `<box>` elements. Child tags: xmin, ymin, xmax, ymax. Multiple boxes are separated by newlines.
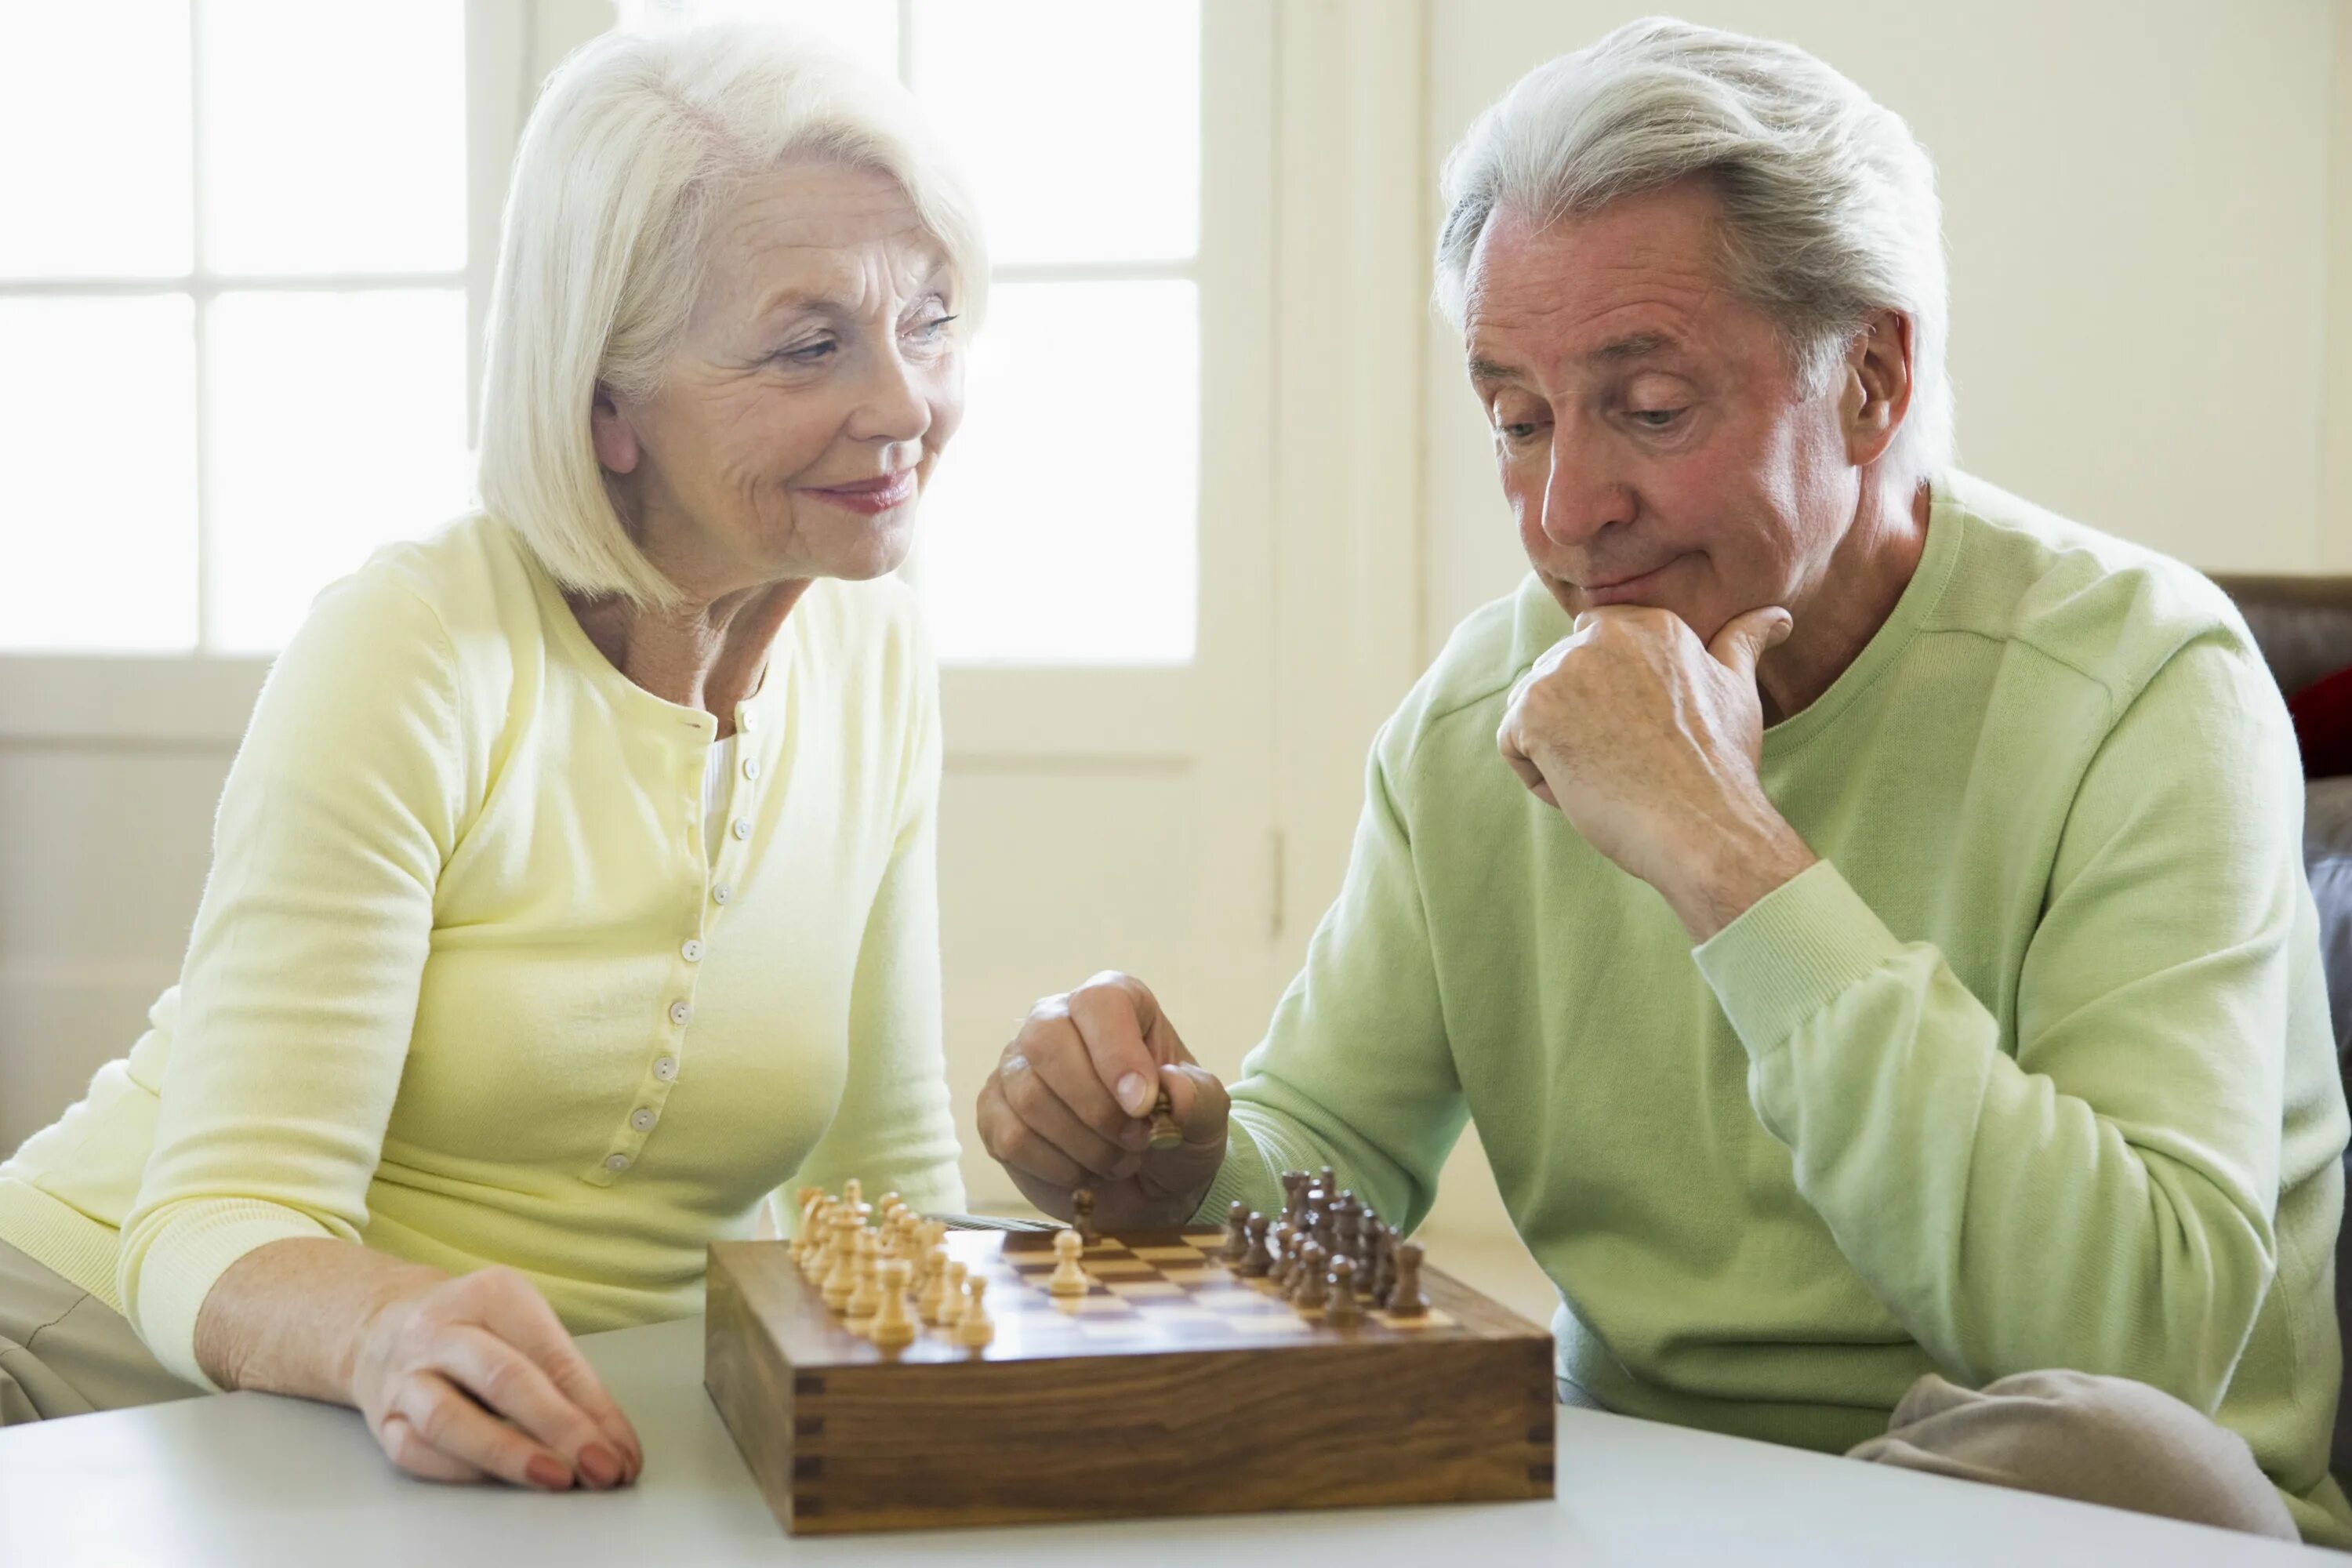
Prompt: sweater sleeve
<box><xmin>1693</xmin><ymin>631</ymin><xmax>2310</xmax><ymax>1410</ymax></box>
<box><xmin>1199</xmin><ymin>723</ymin><xmax>1469</xmax><ymax>1232</ymax></box>
<box><xmin>783</xmin><ymin>612</ymin><xmax>964</xmax><ymax>1224</ymax></box>
<box><xmin>118</xmin><ymin>570</ymin><xmax>467</xmax><ymax>1388</ymax></box>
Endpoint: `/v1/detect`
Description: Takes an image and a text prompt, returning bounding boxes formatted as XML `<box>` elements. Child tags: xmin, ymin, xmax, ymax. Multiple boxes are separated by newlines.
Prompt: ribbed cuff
<box><xmin>122</xmin><ymin>1202</ymin><xmax>329</xmax><ymax>1392</ymax></box>
<box><xmin>1192</xmin><ymin>1113</ymin><xmax>1298</xmax><ymax>1225</ymax></box>
<box><xmin>1692</xmin><ymin>860</ymin><xmax>1907</xmax><ymax>1058</ymax></box>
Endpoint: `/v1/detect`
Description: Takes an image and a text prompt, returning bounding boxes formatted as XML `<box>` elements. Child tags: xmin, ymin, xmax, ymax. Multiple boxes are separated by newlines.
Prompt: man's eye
<box><xmin>1498</xmin><ymin>421</ymin><xmax>1541</xmax><ymax>443</ymax></box>
<box><xmin>1630</xmin><ymin>408</ymin><xmax>1682</xmax><ymax>430</ymax></box>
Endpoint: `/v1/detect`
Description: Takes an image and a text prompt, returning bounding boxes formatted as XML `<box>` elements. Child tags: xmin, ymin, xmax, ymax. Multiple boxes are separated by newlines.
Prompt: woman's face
<box><xmin>592</xmin><ymin>159</ymin><xmax>966</xmax><ymax>596</ymax></box>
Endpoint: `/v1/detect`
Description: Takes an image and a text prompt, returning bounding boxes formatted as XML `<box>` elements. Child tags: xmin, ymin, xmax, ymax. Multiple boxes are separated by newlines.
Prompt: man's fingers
<box><xmin>1016</xmin><ymin>1012</ymin><xmax>1141</xmax><ymax>1143</ymax></box>
<box><xmin>1000</xmin><ymin>1053</ymin><xmax>1146</xmax><ymax>1177</ymax></box>
<box><xmin>1065</xmin><ymin>978</ymin><xmax>1167</xmax><ymax>1118</ymax></box>
<box><xmin>1706</xmin><ymin>605</ymin><xmax>1793</xmax><ymax>677</ymax></box>
<box><xmin>1156</xmin><ymin>1062</ymin><xmax>1229</xmax><ymax>1150</ymax></box>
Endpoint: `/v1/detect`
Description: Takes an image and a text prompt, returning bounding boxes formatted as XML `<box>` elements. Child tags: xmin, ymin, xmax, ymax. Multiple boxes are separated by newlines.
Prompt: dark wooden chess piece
<box><xmin>1071</xmin><ymin>1187</ymin><xmax>1098</xmax><ymax>1247</ymax></box>
<box><xmin>1239</xmin><ymin>1212</ymin><xmax>1274</xmax><ymax>1277</ymax></box>
<box><xmin>1221</xmin><ymin>1200</ymin><xmax>1250</xmax><ymax>1262</ymax></box>
<box><xmin>1267</xmin><ymin>1220</ymin><xmax>1298</xmax><ymax>1287</ymax></box>
<box><xmin>1325</xmin><ymin>1254</ymin><xmax>1363</xmax><ymax>1327</ymax></box>
<box><xmin>1292</xmin><ymin>1240</ymin><xmax>1328</xmax><ymax>1308</ymax></box>
<box><xmin>1370</xmin><ymin>1225</ymin><xmax>1397</xmax><ymax>1308</ymax></box>
<box><xmin>1280</xmin><ymin>1169</ymin><xmax>1309</xmax><ymax>1227</ymax></box>
<box><xmin>1387</xmin><ymin>1240</ymin><xmax>1428</xmax><ymax>1318</ymax></box>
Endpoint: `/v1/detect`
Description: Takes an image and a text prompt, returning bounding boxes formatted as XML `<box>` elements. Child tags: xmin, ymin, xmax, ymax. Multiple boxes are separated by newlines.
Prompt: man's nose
<box><xmin>1539</xmin><ymin>424</ymin><xmax>1634</xmax><ymax>548</ymax></box>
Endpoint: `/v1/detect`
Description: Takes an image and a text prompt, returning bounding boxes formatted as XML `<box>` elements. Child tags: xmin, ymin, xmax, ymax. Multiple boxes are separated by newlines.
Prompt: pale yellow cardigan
<box><xmin>0</xmin><ymin>512</ymin><xmax>965</xmax><ymax>1387</ymax></box>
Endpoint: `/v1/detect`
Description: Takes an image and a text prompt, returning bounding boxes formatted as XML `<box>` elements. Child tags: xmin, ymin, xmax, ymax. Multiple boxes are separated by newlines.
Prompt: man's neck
<box><xmin>1755</xmin><ymin>475</ymin><xmax>1932</xmax><ymax>726</ymax></box>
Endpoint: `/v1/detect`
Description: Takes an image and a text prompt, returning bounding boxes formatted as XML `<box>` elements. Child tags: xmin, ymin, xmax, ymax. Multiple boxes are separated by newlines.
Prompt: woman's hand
<box><xmin>348</xmin><ymin>1267</ymin><xmax>644</xmax><ymax>1490</ymax></box>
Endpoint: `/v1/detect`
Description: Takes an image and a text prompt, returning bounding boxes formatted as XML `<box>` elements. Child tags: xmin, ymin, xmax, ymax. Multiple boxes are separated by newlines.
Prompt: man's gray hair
<box><xmin>1435</xmin><ymin>17</ymin><xmax>1953</xmax><ymax>481</ymax></box>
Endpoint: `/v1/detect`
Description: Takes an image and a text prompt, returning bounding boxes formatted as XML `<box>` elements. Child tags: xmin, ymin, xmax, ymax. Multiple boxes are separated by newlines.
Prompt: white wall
<box><xmin>1422</xmin><ymin>0</ymin><xmax>2338</xmax><ymax>652</ymax></box>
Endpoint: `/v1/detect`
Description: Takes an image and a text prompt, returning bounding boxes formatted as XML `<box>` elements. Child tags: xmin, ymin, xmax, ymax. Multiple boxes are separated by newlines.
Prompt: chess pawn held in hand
<box><xmin>1071</xmin><ymin>1186</ymin><xmax>1098</xmax><ymax>1247</ymax></box>
<box><xmin>1049</xmin><ymin>1227</ymin><xmax>1092</xmax><ymax>1297</ymax></box>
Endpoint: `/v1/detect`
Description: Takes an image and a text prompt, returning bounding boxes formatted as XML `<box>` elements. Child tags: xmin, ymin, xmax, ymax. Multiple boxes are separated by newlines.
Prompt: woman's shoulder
<box><xmin>793</xmin><ymin>573</ymin><xmax>935</xmax><ymax>702</ymax></box>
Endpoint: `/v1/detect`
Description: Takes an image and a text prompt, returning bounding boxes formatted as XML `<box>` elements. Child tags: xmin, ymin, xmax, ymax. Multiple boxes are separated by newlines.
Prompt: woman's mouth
<box><xmin>805</xmin><ymin>470</ymin><xmax>917</xmax><ymax>515</ymax></box>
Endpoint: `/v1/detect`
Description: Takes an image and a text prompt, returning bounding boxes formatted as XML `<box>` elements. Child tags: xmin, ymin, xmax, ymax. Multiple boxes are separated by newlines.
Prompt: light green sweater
<box><xmin>1200</xmin><ymin>473</ymin><xmax>2352</xmax><ymax>1542</ymax></box>
<box><xmin>0</xmin><ymin>514</ymin><xmax>964</xmax><ymax>1389</ymax></box>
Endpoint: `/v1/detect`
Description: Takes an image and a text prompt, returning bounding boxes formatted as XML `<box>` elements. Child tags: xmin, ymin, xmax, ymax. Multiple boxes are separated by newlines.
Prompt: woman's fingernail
<box><xmin>579</xmin><ymin>1443</ymin><xmax>622</xmax><ymax>1488</ymax></box>
<box><xmin>1116</xmin><ymin>1073</ymin><xmax>1149</xmax><ymax>1115</ymax></box>
<box><xmin>526</xmin><ymin>1454</ymin><xmax>574</xmax><ymax>1491</ymax></box>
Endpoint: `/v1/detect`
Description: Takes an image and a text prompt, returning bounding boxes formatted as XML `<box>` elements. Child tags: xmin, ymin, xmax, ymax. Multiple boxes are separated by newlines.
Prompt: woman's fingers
<box><xmin>464</xmin><ymin>1272</ymin><xmax>643</xmax><ymax>1478</ymax></box>
<box><xmin>386</xmin><ymin>1371</ymin><xmax>575</xmax><ymax>1490</ymax></box>
<box><xmin>376</xmin><ymin>1412</ymin><xmax>486</xmax><ymax>1484</ymax></box>
<box><xmin>427</xmin><ymin>1326</ymin><xmax>626</xmax><ymax>1486</ymax></box>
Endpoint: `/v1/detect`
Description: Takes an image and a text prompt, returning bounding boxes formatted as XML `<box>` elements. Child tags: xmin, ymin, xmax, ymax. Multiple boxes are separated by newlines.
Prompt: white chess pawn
<box><xmin>917</xmin><ymin>1246</ymin><xmax>949</xmax><ymax>1323</ymax></box>
<box><xmin>1048</xmin><ymin>1227</ymin><xmax>1091</xmax><ymax>1298</ymax></box>
<box><xmin>954</xmin><ymin>1275</ymin><xmax>995</xmax><ymax>1348</ymax></box>
<box><xmin>935</xmin><ymin>1261</ymin><xmax>970</xmax><ymax>1327</ymax></box>
<box><xmin>822</xmin><ymin>1213</ymin><xmax>863</xmax><ymax>1309</ymax></box>
<box><xmin>840</xmin><ymin>1177</ymin><xmax>863</xmax><ymax>1210</ymax></box>
<box><xmin>846</xmin><ymin>1234</ymin><xmax>883</xmax><ymax>1323</ymax></box>
<box><xmin>870</xmin><ymin>1259</ymin><xmax>916</xmax><ymax>1348</ymax></box>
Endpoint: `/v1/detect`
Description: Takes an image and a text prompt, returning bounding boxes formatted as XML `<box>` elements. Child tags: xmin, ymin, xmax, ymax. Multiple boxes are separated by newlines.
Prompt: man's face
<box><xmin>1463</xmin><ymin>179</ymin><xmax>1861</xmax><ymax>644</ymax></box>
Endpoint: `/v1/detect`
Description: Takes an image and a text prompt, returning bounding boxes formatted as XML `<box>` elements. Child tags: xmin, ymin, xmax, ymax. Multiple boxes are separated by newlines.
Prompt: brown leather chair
<box><xmin>2207</xmin><ymin>572</ymin><xmax>2352</xmax><ymax>1479</ymax></box>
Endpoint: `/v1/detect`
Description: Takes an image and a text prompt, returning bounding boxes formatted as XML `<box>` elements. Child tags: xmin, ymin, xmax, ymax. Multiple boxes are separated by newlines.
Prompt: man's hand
<box><xmin>348</xmin><ymin>1266</ymin><xmax>643</xmax><ymax>1490</ymax></box>
<box><xmin>1497</xmin><ymin>604</ymin><xmax>1817</xmax><ymax>941</ymax></box>
<box><xmin>975</xmin><ymin>971</ymin><xmax>1229</xmax><ymax>1229</ymax></box>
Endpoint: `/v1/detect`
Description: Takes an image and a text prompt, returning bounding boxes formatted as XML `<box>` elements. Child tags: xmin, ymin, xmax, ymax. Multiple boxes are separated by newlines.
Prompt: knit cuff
<box><xmin>1692</xmin><ymin>860</ymin><xmax>1907</xmax><ymax>1058</ymax></box>
<box><xmin>1191</xmin><ymin>1111</ymin><xmax>1302</xmax><ymax>1225</ymax></box>
<box><xmin>123</xmin><ymin>1201</ymin><xmax>331</xmax><ymax>1392</ymax></box>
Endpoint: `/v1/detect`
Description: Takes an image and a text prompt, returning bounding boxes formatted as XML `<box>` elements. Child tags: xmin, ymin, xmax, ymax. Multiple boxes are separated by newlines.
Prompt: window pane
<box><xmin>206</xmin><ymin>290</ymin><xmax>471</xmax><ymax>652</ymax></box>
<box><xmin>0</xmin><ymin>2</ymin><xmax>193</xmax><ymax>278</ymax></box>
<box><xmin>621</xmin><ymin>0</ymin><xmax>898</xmax><ymax>79</ymax></box>
<box><xmin>0</xmin><ymin>298</ymin><xmax>198</xmax><ymax>651</ymax></box>
<box><xmin>198</xmin><ymin>1</ymin><xmax>466</xmax><ymax>274</ymax></box>
<box><xmin>910</xmin><ymin>0</ymin><xmax>1199</xmax><ymax>265</ymax></box>
<box><xmin>916</xmin><ymin>281</ymin><xmax>1196</xmax><ymax>663</ymax></box>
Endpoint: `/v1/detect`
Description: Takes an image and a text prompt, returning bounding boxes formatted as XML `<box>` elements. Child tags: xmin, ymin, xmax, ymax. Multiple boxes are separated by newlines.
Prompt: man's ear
<box><xmin>590</xmin><ymin>383</ymin><xmax>641</xmax><ymax>474</ymax></box>
<box><xmin>1841</xmin><ymin>309</ymin><xmax>1915</xmax><ymax>469</ymax></box>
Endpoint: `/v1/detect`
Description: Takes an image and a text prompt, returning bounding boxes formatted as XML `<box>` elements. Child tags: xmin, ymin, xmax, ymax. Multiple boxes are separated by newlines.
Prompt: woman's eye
<box><xmin>909</xmin><ymin>312</ymin><xmax>958</xmax><ymax>341</ymax></box>
<box><xmin>779</xmin><ymin>339</ymin><xmax>835</xmax><ymax>365</ymax></box>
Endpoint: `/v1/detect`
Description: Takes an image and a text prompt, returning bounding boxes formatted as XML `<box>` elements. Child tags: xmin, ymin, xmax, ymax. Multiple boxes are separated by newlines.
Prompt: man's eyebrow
<box><xmin>1467</xmin><ymin>356</ymin><xmax>1517</xmax><ymax>385</ymax></box>
<box><xmin>1588</xmin><ymin>330</ymin><xmax>1678</xmax><ymax>365</ymax></box>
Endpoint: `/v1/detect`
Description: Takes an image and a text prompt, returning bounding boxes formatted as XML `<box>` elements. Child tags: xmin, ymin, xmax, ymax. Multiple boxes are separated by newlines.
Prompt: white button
<box><xmin>654</xmin><ymin>1055</ymin><xmax>679</xmax><ymax>1081</ymax></box>
<box><xmin>731</xmin><ymin>818</ymin><xmax>752</xmax><ymax>841</ymax></box>
<box><xmin>739</xmin><ymin>709</ymin><xmax>756</xmax><ymax>732</ymax></box>
<box><xmin>742</xmin><ymin>757</ymin><xmax>761</xmax><ymax>782</ymax></box>
<box><xmin>606</xmin><ymin>1153</ymin><xmax>631</xmax><ymax>1173</ymax></box>
<box><xmin>712</xmin><ymin>884</ymin><xmax>733</xmax><ymax>905</ymax></box>
<box><xmin>681</xmin><ymin>938</ymin><xmax>704</xmax><ymax>963</ymax></box>
<box><xmin>630</xmin><ymin>1108</ymin><xmax>656</xmax><ymax>1132</ymax></box>
<box><xmin>669</xmin><ymin>1000</ymin><xmax>692</xmax><ymax>1026</ymax></box>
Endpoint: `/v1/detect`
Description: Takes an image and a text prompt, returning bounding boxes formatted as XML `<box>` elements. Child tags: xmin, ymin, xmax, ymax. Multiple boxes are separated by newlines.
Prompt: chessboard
<box><xmin>705</xmin><ymin>1185</ymin><xmax>1555</xmax><ymax>1536</ymax></box>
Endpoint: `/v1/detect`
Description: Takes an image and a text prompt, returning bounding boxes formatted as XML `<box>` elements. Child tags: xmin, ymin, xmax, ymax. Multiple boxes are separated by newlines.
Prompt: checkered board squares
<box><xmin>975</xmin><ymin>1232</ymin><xmax>1456</xmax><ymax>1348</ymax></box>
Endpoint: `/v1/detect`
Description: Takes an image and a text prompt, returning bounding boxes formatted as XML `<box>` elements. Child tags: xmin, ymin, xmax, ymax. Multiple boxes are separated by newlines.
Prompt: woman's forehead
<box><xmin>701</xmin><ymin>162</ymin><xmax>947</xmax><ymax>316</ymax></box>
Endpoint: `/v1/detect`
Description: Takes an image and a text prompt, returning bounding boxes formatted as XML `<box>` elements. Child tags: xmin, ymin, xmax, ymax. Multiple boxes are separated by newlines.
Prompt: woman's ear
<box><xmin>590</xmin><ymin>383</ymin><xmax>641</xmax><ymax>475</ymax></box>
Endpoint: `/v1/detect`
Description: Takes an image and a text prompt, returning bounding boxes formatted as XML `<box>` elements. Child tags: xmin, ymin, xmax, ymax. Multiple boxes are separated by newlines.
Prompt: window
<box><xmin>624</xmin><ymin>0</ymin><xmax>1203</xmax><ymax>665</ymax></box>
<box><xmin>0</xmin><ymin>1</ymin><xmax>473</xmax><ymax>655</ymax></box>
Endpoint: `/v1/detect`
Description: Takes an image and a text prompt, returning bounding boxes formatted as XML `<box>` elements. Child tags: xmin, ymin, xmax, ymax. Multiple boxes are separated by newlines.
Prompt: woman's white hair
<box><xmin>1434</xmin><ymin>17</ymin><xmax>1953</xmax><ymax>482</ymax></box>
<box><xmin>477</xmin><ymin>24</ymin><xmax>987</xmax><ymax>607</ymax></box>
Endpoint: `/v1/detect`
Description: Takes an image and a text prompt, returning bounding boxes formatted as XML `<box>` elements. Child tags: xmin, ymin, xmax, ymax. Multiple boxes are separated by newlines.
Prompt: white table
<box><xmin>0</xmin><ymin>1316</ymin><xmax>2325</xmax><ymax>1566</ymax></box>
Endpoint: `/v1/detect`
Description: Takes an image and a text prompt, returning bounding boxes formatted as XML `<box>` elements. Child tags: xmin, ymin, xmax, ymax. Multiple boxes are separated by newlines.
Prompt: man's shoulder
<box><xmin>1378</xmin><ymin>575</ymin><xmax>1570</xmax><ymax>780</ymax></box>
<box><xmin>1926</xmin><ymin>470</ymin><xmax>2257</xmax><ymax>711</ymax></box>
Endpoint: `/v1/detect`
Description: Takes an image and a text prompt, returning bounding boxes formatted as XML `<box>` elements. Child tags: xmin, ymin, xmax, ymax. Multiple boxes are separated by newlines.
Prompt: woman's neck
<box><xmin>567</xmin><ymin>579</ymin><xmax>809</xmax><ymax>736</ymax></box>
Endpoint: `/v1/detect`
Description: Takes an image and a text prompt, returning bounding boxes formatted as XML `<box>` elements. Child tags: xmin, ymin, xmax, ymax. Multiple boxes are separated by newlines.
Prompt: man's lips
<box><xmin>1577</xmin><ymin>558</ymin><xmax>1680</xmax><ymax>606</ymax></box>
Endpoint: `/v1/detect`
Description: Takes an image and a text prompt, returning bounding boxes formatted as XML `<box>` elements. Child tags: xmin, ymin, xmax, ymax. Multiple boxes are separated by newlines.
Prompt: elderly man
<box><xmin>977</xmin><ymin>18</ymin><xmax>2352</xmax><ymax>1545</ymax></box>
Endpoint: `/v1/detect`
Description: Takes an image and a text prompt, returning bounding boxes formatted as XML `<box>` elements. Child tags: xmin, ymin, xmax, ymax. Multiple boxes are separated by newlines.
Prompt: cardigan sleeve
<box><xmin>782</xmin><ymin>601</ymin><xmax>965</xmax><ymax>1223</ymax></box>
<box><xmin>117</xmin><ymin>568</ymin><xmax>467</xmax><ymax>1388</ymax></box>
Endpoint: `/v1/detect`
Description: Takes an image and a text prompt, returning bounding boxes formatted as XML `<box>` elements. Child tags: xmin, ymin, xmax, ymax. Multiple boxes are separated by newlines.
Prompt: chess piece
<box><xmin>1147</xmin><ymin>1088</ymin><xmax>1182</xmax><ymax>1150</ymax></box>
<box><xmin>797</xmin><ymin>1198</ymin><xmax>835</xmax><ymax>1275</ymax></box>
<box><xmin>1280</xmin><ymin>1170</ymin><xmax>1309</xmax><ymax>1228</ymax></box>
<box><xmin>1266</xmin><ymin>1220</ymin><xmax>1298</xmax><ymax>1287</ymax></box>
<box><xmin>1370</xmin><ymin>1225</ymin><xmax>1397</xmax><ymax>1308</ymax></box>
<box><xmin>846</xmin><ymin>1234</ymin><xmax>882</xmax><ymax>1323</ymax></box>
<box><xmin>1334</xmin><ymin>1201</ymin><xmax>1361</xmax><ymax>1270</ymax></box>
<box><xmin>1316</xmin><ymin>1166</ymin><xmax>1336</xmax><ymax>1200</ymax></box>
<box><xmin>917</xmin><ymin>1245</ymin><xmax>949</xmax><ymax>1321</ymax></box>
<box><xmin>822</xmin><ymin>1212</ymin><xmax>862</xmax><ymax>1308</ymax></box>
<box><xmin>1387</xmin><ymin>1240</ymin><xmax>1428</xmax><ymax>1318</ymax></box>
<box><xmin>1325</xmin><ymin>1254</ymin><xmax>1363</xmax><ymax>1327</ymax></box>
<box><xmin>935</xmin><ymin>1261</ymin><xmax>971</xmax><ymax>1327</ymax></box>
<box><xmin>840</xmin><ymin>1177</ymin><xmax>862</xmax><ymax>1213</ymax></box>
<box><xmin>1220</xmin><ymin>1200</ymin><xmax>1250</xmax><ymax>1262</ymax></box>
<box><xmin>1049</xmin><ymin>1228</ymin><xmax>1092</xmax><ymax>1296</ymax></box>
<box><xmin>955</xmin><ymin>1276</ymin><xmax>995</xmax><ymax>1347</ymax></box>
<box><xmin>1237</xmin><ymin>1212</ymin><xmax>1273</xmax><ymax>1277</ymax></box>
<box><xmin>1291</xmin><ymin>1240</ymin><xmax>1328</xmax><ymax>1309</ymax></box>
<box><xmin>1071</xmin><ymin>1188</ymin><xmax>1098</xmax><ymax>1247</ymax></box>
<box><xmin>870</xmin><ymin>1259</ymin><xmax>916</xmax><ymax>1348</ymax></box>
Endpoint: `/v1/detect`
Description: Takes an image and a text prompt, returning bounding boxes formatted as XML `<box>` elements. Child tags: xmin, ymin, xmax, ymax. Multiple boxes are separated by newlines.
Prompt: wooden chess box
<box><xmin>705</xmin><ymin>1226</ymin><xmax>1556</xmax><ymax>1535</ymax></box>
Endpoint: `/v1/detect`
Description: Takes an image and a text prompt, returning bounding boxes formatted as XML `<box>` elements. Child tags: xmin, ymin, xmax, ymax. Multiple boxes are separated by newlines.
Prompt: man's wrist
<box><xmin>1668</xmin><ymin>810</ymin><xmax>1817</xmax><ymax>943</ymax></box>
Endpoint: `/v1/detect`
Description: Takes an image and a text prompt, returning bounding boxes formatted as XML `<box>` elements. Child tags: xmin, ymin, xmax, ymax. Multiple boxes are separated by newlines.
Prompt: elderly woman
<box><xmin>0</xmin><ymin>25</ymin><xmax>977</xmax><ymax>1491</ymax></box>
